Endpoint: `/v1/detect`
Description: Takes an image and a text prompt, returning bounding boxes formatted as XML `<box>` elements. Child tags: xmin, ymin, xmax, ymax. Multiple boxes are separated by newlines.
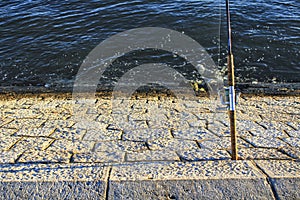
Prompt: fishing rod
<box><xmin>226</xmin><ymin>0</ymin><xmax>238</xmax><ymax>160</ymax></box>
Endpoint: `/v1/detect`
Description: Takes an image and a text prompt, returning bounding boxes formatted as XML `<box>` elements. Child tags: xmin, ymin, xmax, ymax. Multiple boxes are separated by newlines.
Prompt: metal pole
<box><xmin>226</xmin><ymin>0</ymin><xmax>238</xmax><ymax>160</ymax></box>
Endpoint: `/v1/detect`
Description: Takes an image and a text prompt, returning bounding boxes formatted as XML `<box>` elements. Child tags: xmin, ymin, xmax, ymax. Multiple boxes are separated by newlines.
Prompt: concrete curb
<box><xmin>0</xmin><ymin>160</ymin><xmax>299</xmax><ymax>199</ymax></box>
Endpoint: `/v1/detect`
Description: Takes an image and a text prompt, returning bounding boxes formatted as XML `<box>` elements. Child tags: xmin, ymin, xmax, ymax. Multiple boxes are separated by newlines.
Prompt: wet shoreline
<box><xmin>0</xmin><ymin>82</ymin><xmax>299</xmax><ymax>98</ymax></box>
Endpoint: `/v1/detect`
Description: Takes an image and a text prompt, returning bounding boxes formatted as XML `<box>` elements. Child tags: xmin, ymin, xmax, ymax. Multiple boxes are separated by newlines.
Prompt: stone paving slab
<box><xmin>147</xmin><ymin>138</ymin><xmax>199</xmax><ymax>151</ymax></box>
<box><xmin>46</xmin><ymin>139</ymin><xmax>93</xmax><ymax>153</ymax></box>
<box><xmin>14</xmin><ymin>127</ymin><xmax>56</xmax><ymax>137</ymax></box>
<box><xmin>109</xmin><ymin>161</ymin><xmax>275</xmax><ymax>199</ymax></box>
<box><xmin>0</xmin><ymin>93</ymin><xmax>299</xmax><ymax>199</ymax></box>
<box><xmin>0</xmin><ymin>163</ymin><xmax>108</xmax><ymax>199</ymax></box>
<box><xmin>126</xmin><ymin>149</ymin><xmax>180</xmax><ymax>162</ymax></box>
<box><xmin>73</xmin><ymin>151</ymin><xmax>125</xmax><ymax>163</ymax></box>
<box><xmin>18</xmin><ymin>149</ymin><xmax>72</xmax><ymax>164</ymax></box>
<box><xmin>255</xmin><ymin>160</ymin><xmax>300</xmax><ymax>199</ymax></box>
<box><xmin>122</xmin><ymin>128</ymin><xmax>172</xmax><ymax>141</ymax></box>
<box><xmin>177</xmin><ymin>148</ymin><xmax>231</xmax><ymax>161</ymax></box>
<box><xmin>238</xmin><ymin>148</ymin><xmax>291</xmax><ymax>160</ymax></box>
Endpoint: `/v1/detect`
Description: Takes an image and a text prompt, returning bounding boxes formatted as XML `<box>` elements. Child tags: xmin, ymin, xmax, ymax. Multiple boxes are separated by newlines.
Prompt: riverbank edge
<box><xmin>0</xmin><ymin>82</ymin><xmax>300</xmax><ymax>99</ymax></box>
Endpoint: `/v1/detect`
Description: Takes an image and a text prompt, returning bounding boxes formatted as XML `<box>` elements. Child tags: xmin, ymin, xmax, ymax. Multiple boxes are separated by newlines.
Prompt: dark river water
<box><xmin>0</xmin><ymin>0</ymin><xmax>299</xmax><ymax>90</ymax></box>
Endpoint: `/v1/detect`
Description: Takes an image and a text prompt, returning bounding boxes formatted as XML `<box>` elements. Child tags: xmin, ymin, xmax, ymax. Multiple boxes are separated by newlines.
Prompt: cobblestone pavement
<box><xmin>0</xmin><ymin>93</ymin><xmax>299</xmax><ymax>199</ymax></box>
<box><xmin>0</xmin><ymin>93</ymin><xmax>299</xmax><ymax>164</ymax></box>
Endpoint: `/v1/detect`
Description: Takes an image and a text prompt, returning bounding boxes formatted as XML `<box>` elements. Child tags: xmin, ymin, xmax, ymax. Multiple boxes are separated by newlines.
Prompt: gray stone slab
<box><xmin>109</xmin><ymin>161</ymin><xmax>274</xmax><ymax>199</ymax></box>
<box><xmin>255</xmin><ymin>160</ymin><xmax>300</xmax><ymax>200</ymax></box>
<box><xmin>109</xmin><ymin>179</ymin><xmax>274</xmax><ymax>200</ymax></box>
<box><xmin>255</xmin><ymin>160</ymin><xmax>300</xmax><ymax>178</ymax></box>
<box><xmin>110</xmin><ymin>160</ymin><xmax>264</xmax><ymax>181</ymax></box>
<box><xmin>269</xmin><ymin>178</ymin><xmax>300</xmax><ymax>200</ymax></box>
<box><xmin>0</xmin><ymin>163</ymin><xmax>108</xmax><ymax>199</ymax></box>
<box><xmin>0</xmin><ymin>179</ymin><xmax>106</xmax><ymax>199</ymax></box>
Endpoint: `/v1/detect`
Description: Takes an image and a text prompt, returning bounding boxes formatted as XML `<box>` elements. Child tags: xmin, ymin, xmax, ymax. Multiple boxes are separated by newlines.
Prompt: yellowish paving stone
<box><xmin>126</xmin><ymin>150</ymin><xmax>179</xmax><ymax>162</ymax></box>
<box><xmin>238</xmin><ymin>148</ymin><xmax>291</xmax><ymax>160</ymax></box>
<box><xmin>0</xmin><ymin>135</ymin><xmax>21</xmax><ymax>151</ymax></box>
<box><xmin>2</xmin><ymin>119</ymin><xmax>45</xmax><ymax>129</ymax></box>
<box><xmin>122</xmin><ymin>128</ymin><xmax>172</xmax><ymax>141</ymax></box>
<box><xmin>282</xmin><ymin>137</ymin><xmax>300</xmax><ymax>148</ymax></box>
<box><xmin>94</xmin><ymin>140</ymin><xmax>148</xmax><ymax>152</ymax></box>
<box><xmin>147</xmin><ymin>139</ymin><xmax>199</xmax><ymax>151</ymax></box>
<box><xmin>207</xmin><ymin>123</ymin><xmax>230</xmax><ymax>137</ymax></box>
<box><xmin>10</xmin><ymin>137</ymin><xmax>53</xmax><ymax>152</ymax></box>
<box><xmin>18</xmin><ymin>149</ymin><xmax>72</xmax><ymax>163</ymax></box>
<box><xmin>188</xmin><ymin>119</ymin><xmax>207</xmax><ymax>128</ymax></box>
<box><xmin>236</xmin><ymin>120</ymin><xmax>266</xmax><ymax>132</ymax></box>
<box><xmin>43</xmin><ymin>112</ymin><xmax>72</xmax><ymax>120</ymax></box>
<box><xmin>50</xmin><ymin>127</ymin><xmax>86</xmax><ymax>140</ymax></box>
<box><xmin>73</xmin><ymin>120</ymin><xmax>108</xmax><ymax>130</ymax></box>
<box><xmin>114</xmin><ymin>120</ymin><xmax>148</xmax><ymax>131</ymax></box>
<box><xmin>96</xmin><ymin>114</ymin><xmax>114</xmax><ymax>124</ymax></box>
<box><xmin>82</xmin><ymin>129</ymin><xmax>122</xmax><ymax>141</ymax></box>
<box><xmin>110</xmin><ymin>160</ymin><xmax>264</xmax><ymax>181</ymax></box>
<box><xmin>42</xmin><ymin>119</ymin><xmax>75</xmax><ymax>129</ymax></box>
<box><xmin>177</xmin><ymin>148</ymin><xmax>231</xmax><ymax>161</ymax></box>
<box><xmin>0</xmin><ymin>118</ymin><xmax>13</xmax><ymax>127</ymax></box>
<box><xmin>255</xmin><ymin>160</ymin><xmax>300</xmax><ymax>178</ymax></box>
<box><xmin>0</xmin><ymin>150</ymin><xmax>22</xmax><ymax>163</ymax></box>
<box><xmin>172</xmin><ymin>128</ymin><xmax>217</xmax><ymax>140</ymax></box>
<box><xmin>6</xmin><ymin>109</ymin><xmax>43</xmax><ymax>119</ymax></box>
<box><xmin>128</xmin><ymin>112</ymin><xmax>152</xmax><ymax>121</ymax></box>
<box><xmin>46</xmin><ymin>139</ymin><xmax>93</xmax><ymax>153</ymax></box>
<box><xmin>73</xmin><ymin>151</ymin><xmax>124</xmax><ymax>163</ymax></box>
<box><xmin>0</xmin><ymin>128</ymin><xmax>17</xmax><ymax>136</ymax></box>
<box><xmin>14</xmin><ymin>127</ymin><xmax>56</xmax><ymax>137</ymax></box>
<box><xmin>243</xmin><ymin>136</ymin><xmax>288</xmax><ymax>148</ymax></box>
<box><xmin>199</xmin><ymin>137</ymin><xmax>252</xmax><ymax>150</ymax></box>
<box><xmin>147</xmin><ymin>119</ymin><xmax>189</xmax><ymax>129</ymax></box>
<box><xmin>278</xmin><ymin>146</ymin><xmax>300</xmax><ymax>159</ymax></box>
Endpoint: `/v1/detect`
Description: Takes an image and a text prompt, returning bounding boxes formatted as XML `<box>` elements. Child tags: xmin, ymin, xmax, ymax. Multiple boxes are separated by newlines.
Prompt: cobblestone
<box><xmin>0</xmin><ymin>93</ymin><xmax>299</xmax><ymax>165</ymax></box>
